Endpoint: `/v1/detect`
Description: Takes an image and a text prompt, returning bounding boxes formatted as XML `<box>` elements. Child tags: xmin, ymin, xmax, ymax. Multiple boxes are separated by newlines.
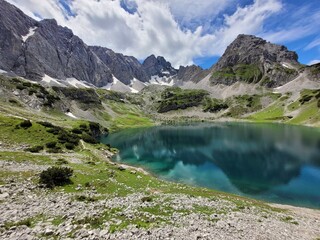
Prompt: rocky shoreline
<box><xmin>1</xmin><ymin>158</ymin><xmax>320</xmax><ymax>240</ymax></box>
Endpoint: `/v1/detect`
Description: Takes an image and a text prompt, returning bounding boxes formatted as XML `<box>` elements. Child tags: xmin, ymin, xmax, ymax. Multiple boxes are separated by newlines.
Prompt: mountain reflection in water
<box><xmin>102</xmin><ymin>123</ymin><xmax>320</xmax><ymax>208</ymax></box>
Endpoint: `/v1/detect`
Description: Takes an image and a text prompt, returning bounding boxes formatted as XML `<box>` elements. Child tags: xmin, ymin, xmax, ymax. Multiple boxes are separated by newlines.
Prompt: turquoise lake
<box><xmin>101</xmin><ymin>123</ymin><xmax>320</xmax><ymax>209</ymax></box>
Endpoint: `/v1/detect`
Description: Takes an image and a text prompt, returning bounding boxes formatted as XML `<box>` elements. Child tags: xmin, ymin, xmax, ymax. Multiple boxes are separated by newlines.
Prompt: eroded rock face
<box><xmin>210</xmin><ymin>34</ymin><xmax>300</xmax><ymax>87</ymax></box>
<box><xmin>15</xmin><ymin>18</ymin><xmax>115</xmax><ymax>87</ymax></box>
<box><xmin>90</xmin><ymin>46</ymin><xmax>149</xmax><ymax>84</ymax></box>
<box><xmin>177</xmin><ymin>65</ymin><xmax>209</xmax><ymax>83</ymax></box>
<box><xmin>0</xmin><ymin>0</ymin><xmax>150</xmax><ymax>87</ymax></box>
<box><xmin>0</xmin><ymin>0</ymin><xmax>36</xmax><ymax>72</ymax></box>
<box><xmin>306</xmin><ymin>63</ymin><xmax>320</xmax><ymax>82</ymax></box>
<box><xmin>142</xmin><ymin>55</ymin><xmax>178</xmax><ymax>78</ymax></box>
<box><xmin>0</xmin><ymin>1</ymin><xmax>308</xmax><ymax>89</ymax></box>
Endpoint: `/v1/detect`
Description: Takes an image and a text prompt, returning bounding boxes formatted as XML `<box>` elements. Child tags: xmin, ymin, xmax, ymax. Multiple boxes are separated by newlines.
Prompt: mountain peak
<box><xmin>210</xmin><ymin>34</ymin><xmax>299</xmax><ymax>87</ymax></box>
<box><xmin>142</xmin><ymin>55</ymin><xmax>177</xmax><ymax>77</ymax></box>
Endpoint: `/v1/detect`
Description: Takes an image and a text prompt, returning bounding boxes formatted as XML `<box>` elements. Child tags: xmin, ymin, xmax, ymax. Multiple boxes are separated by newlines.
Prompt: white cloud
<box><xmin>305</xmin><ymin>38</ymin><xmax>320</xmax><ymax>50</ymax></box>
<box><xmin>204</xmin><ymin>0</ymin><xmax>282</xmax><ymax>55</ymax></box>
<box><xmin>308</xmin><ymin>59</ymin><xmax>320</xmax><ymax>65</ymax></box>
<box><xmin>8</xmin><ymin>0</ymin><xmax>283</xmax><ymax>67</ymax></box>
<box><xmin>156</xmin><ymin>0</ymin><xmax>235</xmax><ymax>32</ymax></box>
<box><xmin>262</xmin><ymin>6</ymin><xmax>320</xmax><ymax>44</ymax></box>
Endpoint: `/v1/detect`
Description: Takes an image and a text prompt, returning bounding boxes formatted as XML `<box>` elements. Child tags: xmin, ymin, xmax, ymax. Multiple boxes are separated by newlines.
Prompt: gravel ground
<box><xmin>0</xmin><ymin>173</ymin><xmax>320</xmax><ymax>240</ymax></box>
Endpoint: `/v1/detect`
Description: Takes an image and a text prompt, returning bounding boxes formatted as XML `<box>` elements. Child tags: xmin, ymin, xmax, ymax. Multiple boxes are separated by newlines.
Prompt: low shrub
<box><xmin>56</xmin><ymin>158</ymin><xmax>68</xmax><ymax>165</ymax></box>
<box><xmin>25</xmin><ymin>145</ymin><xmax>44</xmax><ymax>153</ymax></box>
<box><xmin>16</xmin><ymin>84</ymin><xmax>26</xmax><ymax>90</ymax></box>
<box><xmin>37</xmin><ymin>121</ymin><xmax>54</xmax><ymax>128</ymax></box>
<box><xmin>47</xmin><ymin>146</ymin><xmax>62</xmax><ymax>153</ymax></box>
<box><xmin>141</xmin><ymin>196</ymin><xmax>153</xmax><ymax>203</ymax></box>
<box><xmin>75</xmin><ymin>195</ymin><xmax>97</xmax><ymax>202</ymax></box>
<box><xmin>35</xmin><ymin>93</ymin><xmax>44</xmax><ymax>99</ymax></box>
<box><xmin>39</xmin><ymin>166</ymin><xmax>73</xmax><ymax>188</ymax></box>
<box><xmin>46</xmin><ymin>142</ymin><xmax>57</xmax><ymax>148</ymax></box>
<box><xmin>8</xmin><ymin>99</ymin><xmax>18</xmax><ymax>104</ymax></box>
<box><xmin>71</xmin><ymin>128</ymin><xmax>82</xmax><ymax>134</ymax></box>
<box><xmin>79</xmin><ymin>124</ymin><xmax>88</xmax><ymax>130</ymax></box>
<box><xmin>57</xmin><ymin>131</ymin><xmax>79</xmax><ymax>144</ymax></box>
<box><xmin>299</xmin><ymin>95</ymin><xmax>313</xmax><ymax>104</ymax></box>
<box><xmin>22</xmin><ymin>82</ymin><xmax>32</xmax><ymax>87</ymax></box>
<box><xmin>46</xmin><ymin>127</ymin><xmax>61</xmax><ymax>135</ymax></box>
<box><xmin>81</xmin><ymin>134</ymin><xmax>98</xmax><ymax>144</ymax></box>
<box><xmin>28</xmin><ymin>89</ymin><xmax>37</xmax><ymax>96</ymax></box>
<box><xmin>4</xmin><ymin>218</ymin><xmax>32</xmax><ymax>230</ymax></box>
<box><xmin>19</xmin><ymin>120</ymin><xmax>32</xmax><ymax>129</ymax></box>
<box><xmin>157</xmin><ymin>87</ymin><xmax>208</xmax><ymax>113</ymax></box>
<box><xmin>203</xmin><ymin>98</ymin><xmax>229</xmax><ymax>112</ymax></box>
<box><xmin>65</xmin><ymin>142</ymin><xmax>76</xmax><ymax>150</ymax></box>
<box><xmin>75</xmin><ymin>216</ymin><xmax>103</xmax><ymax>228</ymax></box>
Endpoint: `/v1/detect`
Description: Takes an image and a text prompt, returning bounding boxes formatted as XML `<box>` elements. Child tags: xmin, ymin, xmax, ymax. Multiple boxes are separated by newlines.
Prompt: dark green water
<box><xmin>101</xmin><ymin>123</ymin><xmax>320</xmax><ymax>208</ymax></box>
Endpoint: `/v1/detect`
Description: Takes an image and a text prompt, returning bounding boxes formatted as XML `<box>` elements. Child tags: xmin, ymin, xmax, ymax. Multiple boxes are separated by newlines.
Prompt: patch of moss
<box><xmin>203</xmin><ymin>97</ymin><xmax>228</xmax><ymax>113</ymax></box>
<box><xmin>4</xmin><ymin>218</ymin><xmax>32</xmax><ymax>229</ymax></box>
<box><xmin>211</xmin><ymin>64</ymin><xmax>262</xmax><ymax>84</ymax></box>
<box><xmin>157</xmin><ymin>87</ymin><xmax>209</xmax><ymax>113</ymax></box>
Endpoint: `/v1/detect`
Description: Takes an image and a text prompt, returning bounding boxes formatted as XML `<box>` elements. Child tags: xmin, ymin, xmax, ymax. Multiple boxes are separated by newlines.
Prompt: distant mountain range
<box><xmin>0</xmin><ymin>0</ymin><xmax>319</xmax><ymax>93</ymax></box>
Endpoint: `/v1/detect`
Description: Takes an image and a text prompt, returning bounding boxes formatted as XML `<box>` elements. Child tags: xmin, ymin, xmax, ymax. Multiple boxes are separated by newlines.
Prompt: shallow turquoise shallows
<box><xmin>101</xmin><ymin>123</ymin><xmax>320</xmax><ymax>209</ymax></box>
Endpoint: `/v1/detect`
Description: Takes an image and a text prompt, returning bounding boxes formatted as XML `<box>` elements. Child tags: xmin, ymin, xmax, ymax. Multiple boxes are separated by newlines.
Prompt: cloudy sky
<box><xmin>8</xmin><ymin>0</ymin><xmax>320</xmax><ymax>68</ymax></box>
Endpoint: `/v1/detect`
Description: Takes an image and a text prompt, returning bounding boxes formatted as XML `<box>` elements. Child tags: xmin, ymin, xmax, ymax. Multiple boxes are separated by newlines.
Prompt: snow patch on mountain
<box><xmin>130</xmin><ymin>78</ymin><xmax>147</xmax><ymax>92</ymax></box>
<box><xmin>281</xmin><ymin>62</ymin><xmax>295</xmax><ymax>69</ymax></box>
<box><xmin>101</xmin><ymin>75</ymin><xmax>139</xmax><ymax>93</ymax></box>
<box><xmin>65</xmin><ymin>112</ymin><xmax>78</xmax><ymax>119</ymax></box>
<box><xmin>22</xmin><ymin>27</ymin><xmax>37</xmax><ymax>42</ymax></box>
<box><xmin>149</xmin><ymin>76</ymin><xmax>175</xmax><ymax>86</ymax></box>
<box><xmin>41</xmin><ymin>74</ymin><xmax>65</xmax><ymax>87</ymax></box>
<box><xmin>66</xmin><ymin>78</ymin><xmax>91</xmax><ymax>88</ymax></box>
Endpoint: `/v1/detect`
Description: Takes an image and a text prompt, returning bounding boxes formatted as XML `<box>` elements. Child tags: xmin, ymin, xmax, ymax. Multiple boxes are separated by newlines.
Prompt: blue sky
<box><xmin>8</xmin><ymin>0</ymin><xmax>320</xmax><ymax>69</ymax></box>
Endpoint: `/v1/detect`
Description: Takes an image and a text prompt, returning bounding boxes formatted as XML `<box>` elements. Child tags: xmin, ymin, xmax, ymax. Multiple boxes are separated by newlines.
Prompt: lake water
<box><xmin>101</xmin><ymin>123</ymin><xmax>320</xmax><ymax>209</ymax></box>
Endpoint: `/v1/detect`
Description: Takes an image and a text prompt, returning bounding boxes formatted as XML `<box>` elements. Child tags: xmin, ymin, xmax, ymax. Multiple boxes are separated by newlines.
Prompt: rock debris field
<box><xmin>1</xmin><ymin>160</ymin><xmax>320</xmax><ymax>240</ymax></box>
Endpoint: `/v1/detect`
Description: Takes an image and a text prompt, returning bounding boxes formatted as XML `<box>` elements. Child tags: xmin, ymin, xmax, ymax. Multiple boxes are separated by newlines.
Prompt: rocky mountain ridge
<box><xmin>0</xmin><ymin>0</ymin><xmax>319</xmax><ymax>92</ymax></box>
<box><xmin>0</xmin><ymin>0</ymin><xmax>186</xmax><ymax>88</ymax></box>
<box><xmin>210</xmin><ymin>34</ymin><xmax>300</xmax><ymax>87</ymax></box>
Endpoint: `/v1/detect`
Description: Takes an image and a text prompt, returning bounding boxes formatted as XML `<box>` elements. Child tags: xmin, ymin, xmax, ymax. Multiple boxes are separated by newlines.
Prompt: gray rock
<box><xmin>0</xmin><ymin>1</ymin><xmax>149</xmax><ymax>88</ymax></box>
<box><xmin>142</xmin><ymin>55</ymin><xmax>178</xmax><ymax>78</ymax></box>
<box><xmin>0</xmin><ymin>192</ymin><xmax>9</xmax><ymax>200</ymax></box>
<box><xmin>210</xmin><ymin>34</ymin><xmax>300</xmax><ymax>87</ymax></box>
<box><xmin>177</xmin><ymin>65</ymin><xmax>209</xmax><ymax>83</ymax></box>
<box><xmin>44</xmin><ymin>228</ymin><xmax>54</xmax><ymax>236</ymax></box>
<box><xmin>90</xmin><ymin>46</ymin><xmax>149</xmax><ymax>84</ymax></box>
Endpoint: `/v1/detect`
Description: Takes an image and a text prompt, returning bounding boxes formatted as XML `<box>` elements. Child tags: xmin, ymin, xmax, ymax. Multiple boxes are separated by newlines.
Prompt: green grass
<box><xmin>287</xmin><ymin>100</ymin><xmax>300</xmax><ymax>111</ymax></box>
<box><xmin>280</xmin><ymin>216</ymin><xmax>299</xmax><ymax>225</ymax></box>
<box><xmin>288</xmin><ymin>101</ymin><xmax>320</xmax><ymax>125</ymax></box>
<box><xmin>51</xmin><ymin>216</ymin><xmax>64</xmax><ymax>226</ymax></box>
<box><xmin>211</xmin><ymin>64</ymin><xmax>262</xmax><ymax>84</ymax></box>
<box><xmin>1</xmin><ymin>78</ymin><xmax>316</xmax><ymax>233</ymax></box>
<box><xmin>0</xmin><ymin>151</ymin><xmax>53</xmax><ymax>164</ymax></box>
<box><xmin>107</xmin><ymin>101</ymin><xmax>154</xmax><ymax>131</ymax></box>
<box><xmin>0</xmin><ymin>136</ymin><xmax>287</xmax><ymax>232</ymax></box>
<box><xmin>157</xmin><ymin>87</ymin><xmax>209</xmax><ymax>113</ymax></box>
<box><xmin>248</xmin><ymin>101</ymin><xmax>285</xmax><ymax>121</ymax></box>
<box><xmin>0</xmin><ymin>115</ymin><xmax>57</xmax><ymax>146</ymax></box>
<box><xmin>110</xmin><ymin>114</ymin><xmax>153</xmax><ymax>132</ymax></box>
<box><xmin>4</xmin><ymin>218</ymin><xmax>33</xmax><ymax>229</ymax></box>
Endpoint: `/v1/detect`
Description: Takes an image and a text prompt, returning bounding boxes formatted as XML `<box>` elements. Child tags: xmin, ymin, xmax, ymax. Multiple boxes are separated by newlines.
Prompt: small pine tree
<box><xmin>39</xmin><ymin>167</ymin><xmax>73</xmax><ymax>188</ymax></box>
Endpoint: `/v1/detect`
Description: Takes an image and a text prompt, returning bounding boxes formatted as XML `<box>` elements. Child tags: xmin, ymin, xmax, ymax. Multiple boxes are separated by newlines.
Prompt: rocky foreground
<box><xmin>1</xmin><ymin>159</ymin><xmax>320</xmax><ymax>240</ymax></box>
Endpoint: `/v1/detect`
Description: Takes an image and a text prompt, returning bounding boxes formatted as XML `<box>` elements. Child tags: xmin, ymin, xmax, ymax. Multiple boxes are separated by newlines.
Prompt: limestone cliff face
<box><xmin>89</xmin><ymin>46</ymin><xmax>150</xmax><ymax>85</ymax></box>
<box><xmin>0</xmin><ymin>0</ymin><xmax>36</xmax><ymax>72</ymax></box>
<box><xmin>177</xmin><ymin>65</ymin><xmax>209</xmax><ymax>83</ymax></box>
<box><xmin>210</xmin><ymin>34</ymin><xmax>300</xmax><ymax>87</ymax></box>
<box><xmin>142</xmin><ymin>55</ymin><xmax>178</xmax><ymax>78</ymax></box>
<box><xmin>0</xmin><ymin>1</ymin><xmax>308</xmax><ymax>89</ymax></box>
<box><xmin>0</xmin><ymin>0</ymin><xmax>150</xmax><ymax>87</ymax></box>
